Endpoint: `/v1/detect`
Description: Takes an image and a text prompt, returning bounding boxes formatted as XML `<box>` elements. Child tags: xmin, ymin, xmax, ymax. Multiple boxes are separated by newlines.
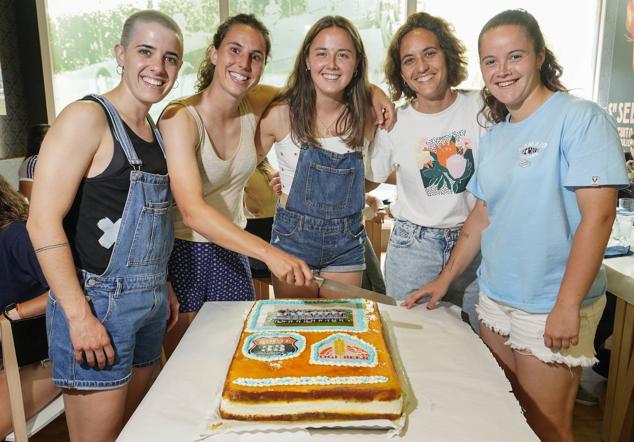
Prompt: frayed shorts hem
<box><xmin>476</xmin><ymin>293</ymin><xmax>605</xmax><ymax>368</ymax></box>
<box><xmin>504</xmin><ymin>342</ymin><xmax>599</xmax><ymax>367</ymax></box>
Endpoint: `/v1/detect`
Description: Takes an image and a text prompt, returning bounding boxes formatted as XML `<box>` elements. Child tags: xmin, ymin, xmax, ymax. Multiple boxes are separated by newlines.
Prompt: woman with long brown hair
<box><xmin>158</xmin><ymin>14</ymin><xmax>314</xmax><ymax>356</ymax></box>
<box><xmin>257</xmin><ymin>16</ymin><xmax>378</xmax><ymax>297</ymax></box>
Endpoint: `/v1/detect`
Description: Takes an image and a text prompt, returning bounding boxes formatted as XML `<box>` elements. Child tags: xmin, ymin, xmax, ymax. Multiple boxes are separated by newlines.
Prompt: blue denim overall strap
<box><xmin>86</xmin><ymin>94</ymin><xmax>174</xmax><ymax>278</ymax></box>
<box><xmin>285</xmin><ymin>143</ymin><xmax>365</xmax><ymax>220</ymax></box>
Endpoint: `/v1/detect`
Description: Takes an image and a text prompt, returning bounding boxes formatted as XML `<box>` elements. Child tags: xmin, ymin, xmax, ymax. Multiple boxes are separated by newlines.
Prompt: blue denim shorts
<box><xmin>46</xmin><ymin>270</ymin><xmax>168</xmax><ymax>390</ymax></box>
<box><xmin>271</xmin><ymin>206</ymin><xmax>366</xmax><ymax>272</ymax></box>
<box><xmin>385</xmin><ymin>219</ymin><xmax>480</xmax><ymax>331</ymax></box>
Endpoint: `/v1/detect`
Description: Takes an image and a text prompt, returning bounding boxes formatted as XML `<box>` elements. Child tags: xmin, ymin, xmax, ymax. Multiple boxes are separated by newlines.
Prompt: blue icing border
<box><xmin>246</xmin><ymin>299</ymin><xmax>368</xmax><ymax>333</ymax></box>
<box><xmin>310</xmin><ymin>333</ymin><xmax>378</xmax><ymax>367</ymax></box>
<box><xmin>242</xmin><ymin>332</ymin><xmax>306</xmax><ymax>361</ymax></box>
<box><xmin>233</xmin><ymin>375</ymin><xmax>389</xmax><ymax>387</ymax></box>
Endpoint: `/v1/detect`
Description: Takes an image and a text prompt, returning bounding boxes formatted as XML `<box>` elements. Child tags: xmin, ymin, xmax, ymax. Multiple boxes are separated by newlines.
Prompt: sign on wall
<box><xmin>605</xmin><ymin>0</ymin><xmax>634</xmax><ymax>151</ymax></box>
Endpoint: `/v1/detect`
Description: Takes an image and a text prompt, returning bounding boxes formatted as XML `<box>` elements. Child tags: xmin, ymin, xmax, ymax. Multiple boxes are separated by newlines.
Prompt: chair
<box><xmin>1</xmin><ymin>314</ymin><xmax>64</xmax><ymax>442</ymax></box>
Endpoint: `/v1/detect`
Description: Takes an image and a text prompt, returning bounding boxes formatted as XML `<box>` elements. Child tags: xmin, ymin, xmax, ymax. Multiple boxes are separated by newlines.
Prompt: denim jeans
<box><xmin>385</xmin><ymin>219</ymin><xmax>480</xmax><ymax>332</ymax></box>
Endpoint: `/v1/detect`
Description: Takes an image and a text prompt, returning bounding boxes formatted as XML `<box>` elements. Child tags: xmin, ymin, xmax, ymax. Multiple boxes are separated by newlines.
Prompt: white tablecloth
<box><xmin>118</xmin><ymin>301</ymin><xmax>537</xmax><ymax>441</ymax></box>
<box><xmin>603</xmin><ymin>254</ymin><xmax>634</xmax><ymax>304</ymax></box>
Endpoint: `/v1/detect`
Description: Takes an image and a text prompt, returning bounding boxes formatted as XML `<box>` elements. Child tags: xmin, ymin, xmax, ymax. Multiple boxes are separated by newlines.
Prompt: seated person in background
<box><xmin>0</xmin><ymin>175</ymin><xmax>59</xmax><ymax>439</ymax></box>
<box><xmin>18</xmin><ymin>124</ymin><xmax>50</xmax><ymax>201</ymax></box>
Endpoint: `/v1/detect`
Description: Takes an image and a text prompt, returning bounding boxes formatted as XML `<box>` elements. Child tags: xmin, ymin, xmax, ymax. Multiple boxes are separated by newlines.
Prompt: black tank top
<box><xmin>63</xmin><ymin>97</ymin><xmax>167</xmax><ymax>275</ymax></box>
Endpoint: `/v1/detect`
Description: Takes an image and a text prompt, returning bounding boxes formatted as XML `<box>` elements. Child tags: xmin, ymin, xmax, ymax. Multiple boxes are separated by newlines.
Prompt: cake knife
<box><xmin>313</xmin><ymin>276</ymin><xmax>397</xmax><ymax>305</ymax></box>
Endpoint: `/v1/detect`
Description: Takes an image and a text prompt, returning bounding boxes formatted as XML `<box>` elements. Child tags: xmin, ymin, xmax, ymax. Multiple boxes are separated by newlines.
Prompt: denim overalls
<box><xmin>271</xmin><ymin>143</ymin><xmax>366</xmax><ymax>272</ymax></box>
<box><xmin>47</xmin><ymin>94</ymin><xmax>174</xmax><ymax>389</ymax></box>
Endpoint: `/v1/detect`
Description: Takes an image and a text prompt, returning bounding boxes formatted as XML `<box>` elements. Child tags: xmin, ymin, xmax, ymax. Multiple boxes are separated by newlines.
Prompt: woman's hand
<box><xmin>166</xmin><ymin>282</ymin><xmax>180</xmax><ymax>332</ymax></box>
<box><xmin>401</xmin><ymin>276</ymin><xmax>450</xmax><ymax>309</ymax></box>
<box><xmin>264</xmin><ymin>244</ymin><xmax>313</xmax><ymax>286</ymax></box>
<box><xmin>544</xmin><ymin>301</ymin><xmax>580</xmax><ymax>350</ymax></box>
<box><xmin>370</xmin><ymin>85</ymin><xmax>396</xmax><ymax>130</ymax></box>
<box><xmin>268</xmin><ymin>171</ymin><xmax>282</xmax><ymax>196</ymax></box>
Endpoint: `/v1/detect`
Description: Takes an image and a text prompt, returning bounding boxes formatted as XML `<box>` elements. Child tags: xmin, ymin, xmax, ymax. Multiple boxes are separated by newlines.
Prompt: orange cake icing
<box><xmin>219</xmin><ymin>298</ymin><xmax>403</xmax><ymax>421</ymax></box>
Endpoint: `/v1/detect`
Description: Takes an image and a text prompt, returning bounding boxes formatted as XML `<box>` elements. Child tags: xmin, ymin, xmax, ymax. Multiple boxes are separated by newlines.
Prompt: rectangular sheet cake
<box><xmin>219</xmin><ymin>298</ymin><xmax>403</xmax><ymax>421</ymax></box>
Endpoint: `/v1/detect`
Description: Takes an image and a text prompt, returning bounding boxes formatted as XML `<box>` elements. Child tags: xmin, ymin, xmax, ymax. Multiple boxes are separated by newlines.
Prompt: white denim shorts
<box><xmin>476</xmin><ymin>293</ymin><xmax>606</xmax><ymax>367</ymax></box>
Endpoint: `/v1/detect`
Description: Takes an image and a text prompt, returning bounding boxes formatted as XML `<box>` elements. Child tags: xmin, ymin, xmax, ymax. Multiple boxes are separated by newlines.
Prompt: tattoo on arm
<box><xmin>34</xmin><ymin>242</ymin><xmax>69</xmax><ymax>253</ymax></box>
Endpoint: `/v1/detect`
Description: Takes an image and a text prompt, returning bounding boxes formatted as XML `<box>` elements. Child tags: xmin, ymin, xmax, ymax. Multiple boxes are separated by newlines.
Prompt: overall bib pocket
<box><xmin>127</xmin><ymin>201</ymin><xmax>172</xmax><ymax>266</ymax></box>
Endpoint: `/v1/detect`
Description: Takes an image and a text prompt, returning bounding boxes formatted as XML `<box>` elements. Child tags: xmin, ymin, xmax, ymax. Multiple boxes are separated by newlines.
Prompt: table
<box><xmin>603</xmin><ymin>255</ymin><xmax>634</xmax><ymax>441</ymax></box>
<box><xmin>119</xmin><ymin>301</ymin><xmax>537</xmax><ymax>441</ymax></box>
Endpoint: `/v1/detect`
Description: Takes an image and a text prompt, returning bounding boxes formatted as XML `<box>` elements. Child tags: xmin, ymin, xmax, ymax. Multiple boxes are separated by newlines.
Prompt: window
<box><xmin>44</xmin><ymin>0</ymin><xmax>219</xmax><ymax>119</ymax></box>
<box><xmin>41</xmin><ymin>0</ymin><xmax>600</xmax><ymax>120</ymax></box>
<box><xmin>230</xmin><ymin>0</ymin><xmax>407</xmax><ymax>88</ymax></box>
<box><xmin>417</xmin><ymin>0</ymin><xmax>600</xmax><ymax>98</ymax></box>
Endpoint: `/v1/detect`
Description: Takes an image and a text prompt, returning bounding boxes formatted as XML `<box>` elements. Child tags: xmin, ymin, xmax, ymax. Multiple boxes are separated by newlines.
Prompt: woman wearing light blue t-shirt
<box><xmin>403</xmin><ymin>9</ymin><xmax>628</xmax><ymax>442</ymax></box>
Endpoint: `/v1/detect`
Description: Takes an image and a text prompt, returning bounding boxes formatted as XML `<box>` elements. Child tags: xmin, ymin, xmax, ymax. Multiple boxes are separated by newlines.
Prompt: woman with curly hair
<box><xmin>366</xmin><ymin>12</ymin><xmax>484</xmax><ymax>330</ymax></box>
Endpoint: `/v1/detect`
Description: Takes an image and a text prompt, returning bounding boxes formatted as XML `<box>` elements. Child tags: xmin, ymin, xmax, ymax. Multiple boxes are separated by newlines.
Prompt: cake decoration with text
<box><xmin>242</xmin><ymin>332</ymin><xmax>306</xmax><ymax>361</ymax></box>
<box><xmin>310</xmin><ymin>333</ymin><xmax>378</xmax><ymax>367</ymax></box>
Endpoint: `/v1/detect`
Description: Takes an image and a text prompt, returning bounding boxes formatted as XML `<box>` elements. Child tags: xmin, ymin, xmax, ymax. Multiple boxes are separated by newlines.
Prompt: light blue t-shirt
<box><xmin>468</xmin><ymin>92</ymin><xmax>628</xmax><ymax>313</ymax></box>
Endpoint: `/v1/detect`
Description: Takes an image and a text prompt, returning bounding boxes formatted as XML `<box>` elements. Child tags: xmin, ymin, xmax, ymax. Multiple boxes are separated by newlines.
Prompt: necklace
<box><xmin>315</xmin><ymin>105</ymin><xmax>345</xmax><ymax>137</ymax></box>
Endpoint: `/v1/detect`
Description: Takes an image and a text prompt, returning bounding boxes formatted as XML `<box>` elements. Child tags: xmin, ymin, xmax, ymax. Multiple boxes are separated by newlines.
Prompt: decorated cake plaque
<box><xmin>242</xmin><ymin>332</ymin><xmax>305</xmax><ymax>361</ymax></box>
<box><xmin>246</xmin><ymin>299</ymin><xmax>368</xmax><ymax>333</ymax></box>
<box><xmin>310</xmin><ymin>333</ymin><xmax>378</xmax><ymax>367</ymax></box>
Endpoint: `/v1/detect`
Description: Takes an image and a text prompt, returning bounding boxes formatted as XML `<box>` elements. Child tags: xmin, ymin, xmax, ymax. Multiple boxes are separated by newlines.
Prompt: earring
<box><xmin>174</xmin><ymin>79</ymin><xmax>180</xmax><ymax>89</ymax></box>
<box><xmin>116</xmin><ymin>65</ymin><xmax>123</xmax><ymax>75</ymax></box>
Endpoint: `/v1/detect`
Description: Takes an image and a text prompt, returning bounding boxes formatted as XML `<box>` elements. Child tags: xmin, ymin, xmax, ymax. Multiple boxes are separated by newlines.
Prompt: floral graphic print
<box><xmin>416</xmin><ymin>130</ymin><xmax>474</xmax><ymax>196</ymax></box>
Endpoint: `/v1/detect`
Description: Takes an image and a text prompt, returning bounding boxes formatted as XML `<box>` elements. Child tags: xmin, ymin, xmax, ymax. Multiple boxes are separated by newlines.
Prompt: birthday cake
<box><xmin>219</xmin><ymin>299</ymin><xmax>403</xmax><ymax>421</ymax></box>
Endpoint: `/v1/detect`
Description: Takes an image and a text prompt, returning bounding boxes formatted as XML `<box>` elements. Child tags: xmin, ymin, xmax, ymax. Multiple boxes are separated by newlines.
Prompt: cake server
<box><xmin>313</xmin><ymin>276</ymin><xmax>397</xmax><ymax>305</ymax></box>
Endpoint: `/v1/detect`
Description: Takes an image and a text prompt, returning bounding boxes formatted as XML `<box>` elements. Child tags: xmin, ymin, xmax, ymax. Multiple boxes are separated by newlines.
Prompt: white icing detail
<box><xmin>220</xmin><ymin>397</ymin><xmax>403</xmax><ymax>418</ymax></box>
<box><xmin>97</xmin><ymin>217</ymin><xmax>121</xmax><ymax>249</ymax></box>
<box><xmin>233</xmin><ymin>376</ymin><xmax>388</xmax><ymax>387</ymax></box>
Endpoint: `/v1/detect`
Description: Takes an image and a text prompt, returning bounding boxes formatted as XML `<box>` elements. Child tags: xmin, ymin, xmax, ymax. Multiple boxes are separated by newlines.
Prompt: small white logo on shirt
<box><xmin>518</xmin><ymin>142</ymin><xmax>547</xmax><ymax>167</ymax></box>
<box><xmin>97</xmin><ymin>217</ymin><xmax>121</xmax><ymax>249</ymax></box>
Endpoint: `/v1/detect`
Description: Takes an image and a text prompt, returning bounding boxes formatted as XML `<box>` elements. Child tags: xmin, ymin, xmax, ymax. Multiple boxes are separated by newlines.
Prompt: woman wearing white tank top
<box><xmin>257</xmin><ymin>16</ymin><xmax>382</xmax><ymax>298</ymax></box>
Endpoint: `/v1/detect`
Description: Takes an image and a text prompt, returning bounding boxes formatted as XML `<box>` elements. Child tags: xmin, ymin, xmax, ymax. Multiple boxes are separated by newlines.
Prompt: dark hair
<box><xmin>478</xmin><ymin>9</ymin><xmax>567</xmax><ymax>124</ymax></box>
<box><xmin>0</xmin><ymin>175</ymin><xmax>28</xmax><ymax>230</ymax></box>
<box><xmin>385</xmin><ymin>12</ymin><xmax>467</xmax><ymax>101</ymax></box>
<box><xmin>120</xmin><ymin>10</ymin><xmax>183</xmax><ymax>48</ymax></box>
<box><xmin>196</xmin><ymin>14</ymin><xmax>271</xmax><ymax>92</ymax></box>
<box><xmin>26</xmin><ymin>124</ymin><xmax>50</xmax><ymax>157</ymax></box>
<box><xmin>278</xmin><ymin>16</ymin><xmax>370</xmax><ymax>149</ymax></box>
